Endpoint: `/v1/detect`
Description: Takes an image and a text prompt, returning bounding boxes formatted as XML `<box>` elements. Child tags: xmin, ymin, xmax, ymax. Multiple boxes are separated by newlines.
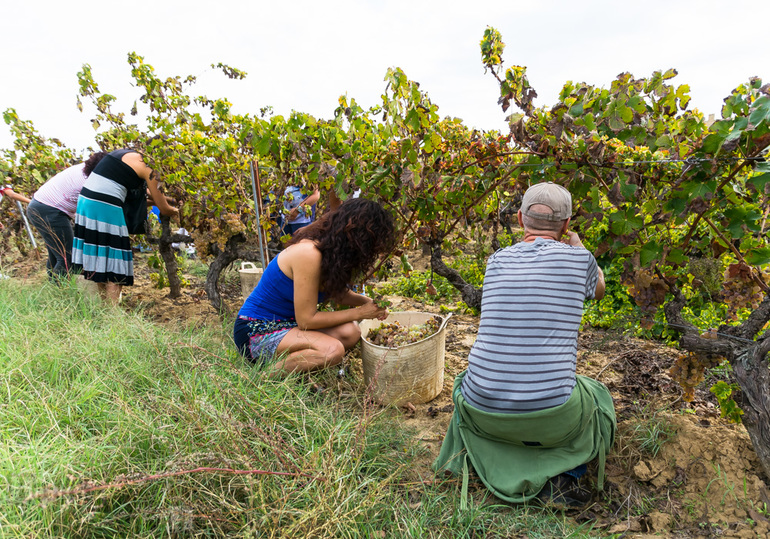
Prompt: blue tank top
<box><xmin>237</xmin><ymin>255</ymin><xmax>324</xmax><ymax>321</ymax></box>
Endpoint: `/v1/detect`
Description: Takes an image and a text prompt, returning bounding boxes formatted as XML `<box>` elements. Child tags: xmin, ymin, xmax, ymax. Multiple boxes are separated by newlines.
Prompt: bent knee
<box><xmin>318</xmin><ymin>340</ymin><xmax>345</xmax><ymax>367</ymax></box>
<box><xmin>338</xmin><ymin>322</ymin><xmax>361</xmax><ymax>349</ymax></box>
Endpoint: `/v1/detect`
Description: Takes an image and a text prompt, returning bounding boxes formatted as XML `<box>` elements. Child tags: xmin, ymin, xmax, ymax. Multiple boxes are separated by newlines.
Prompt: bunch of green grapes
<box><xmin>624</xmin><ymin>269</ymin><xmax>668</xmax><ymax>314</ymax></box>
<box><xmin>366</xmin><ymin>316</ymin><xmax>442</xmax><ymax>347</ymax></box>
<box><xmin>720</xmin><ymin>264</ymin><xmax>768</xmax><ymax>321</ymax></box>
<box><xmin>669</xmin><ymin>352</ymin><xmax>721</xmax><ymax>402</ymax></box>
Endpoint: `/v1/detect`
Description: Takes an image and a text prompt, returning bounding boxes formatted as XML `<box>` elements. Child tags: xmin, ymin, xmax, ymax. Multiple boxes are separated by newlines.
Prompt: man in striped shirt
<box><xmin>461</xmin><ymin>182</ymin><xmax>605</xmax><ymax>412</ymax></box>
<box><xmin>434</xmin><ymin>182</ymin><xmax>615</xmax><ymax>508</ymax></box>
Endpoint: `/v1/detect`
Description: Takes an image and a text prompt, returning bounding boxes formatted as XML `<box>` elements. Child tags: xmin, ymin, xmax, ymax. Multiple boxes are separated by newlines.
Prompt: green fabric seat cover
<box><xmin>433</xmin><ymin>371</ymin><xmax>616</xmax><ymax>504</ymax></box>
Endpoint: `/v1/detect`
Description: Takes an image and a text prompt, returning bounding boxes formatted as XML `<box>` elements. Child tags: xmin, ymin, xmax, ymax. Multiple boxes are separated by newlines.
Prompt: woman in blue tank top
<box><xmin>234</xmin><ymin>198</ymin><xmax>396</xmax><ymax>373</ymax></box>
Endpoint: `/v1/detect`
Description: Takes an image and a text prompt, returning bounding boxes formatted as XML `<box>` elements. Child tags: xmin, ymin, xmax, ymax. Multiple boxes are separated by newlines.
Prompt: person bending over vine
<box><xmin>71</xmin><ymin>149</ymin><xmax>177</xmax><ymax>303</ymax></box>
<box><xmin>27</xmin><ymin>151</ymin><xmax>107</xmax><ymax>281</ymax></box>
<box><xmin>234</xmin><ymin>198</ymin><xmax>396</xmax><ymax>373</ymax></box>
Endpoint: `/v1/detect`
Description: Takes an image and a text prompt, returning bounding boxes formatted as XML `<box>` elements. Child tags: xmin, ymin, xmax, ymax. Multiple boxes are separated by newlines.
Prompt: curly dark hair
<box><xmin>288</xmin><ymin>197</ymin><xmax>396</xmax><ymax>299</ymax></box>
<box><xmin>83</xmin><ymin>151</ymin><xmax>108</xmax><ymax>176</ymax></box>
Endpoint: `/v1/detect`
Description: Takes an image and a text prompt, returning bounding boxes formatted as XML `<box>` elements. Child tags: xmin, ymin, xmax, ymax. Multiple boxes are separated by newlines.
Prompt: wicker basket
<box><xmin>238</xmin><ymin>261</ymin><xmax>263</xmax><ymax>299</ymax></box>
<box><xmin>359</xmin><ymin>312</ymin><xmax>451</xmax><ymax>406</ymax></box>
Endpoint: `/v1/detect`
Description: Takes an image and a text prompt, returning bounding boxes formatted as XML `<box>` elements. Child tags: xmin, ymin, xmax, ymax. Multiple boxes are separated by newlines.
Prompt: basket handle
<box><xmin>240</xmin><ymin>261</ymin><xmax>258</xmax><ymax>271</ymax></box>
<box><xmin>438</xmin><ymin>313</ymin><xmax>453</xmax><ymax>332</ymax></box>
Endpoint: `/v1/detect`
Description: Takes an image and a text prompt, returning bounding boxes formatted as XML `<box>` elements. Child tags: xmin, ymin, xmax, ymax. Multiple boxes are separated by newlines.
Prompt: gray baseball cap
<box><xmin>521</xmin><ymin>182</ymin><xmax>572</xmax><ymax>222</ymax></box>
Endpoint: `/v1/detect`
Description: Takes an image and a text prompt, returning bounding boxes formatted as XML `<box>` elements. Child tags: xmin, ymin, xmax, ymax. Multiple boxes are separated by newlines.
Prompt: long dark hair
<box><xmin>83</xmin><ymin>151</ymin><xmax>108</xmax><ymax>176</ymax></box>
<box><xmin>288</xmin><ymin>197</ymin><xmax>396</xmax><ymax>299</ymax></box>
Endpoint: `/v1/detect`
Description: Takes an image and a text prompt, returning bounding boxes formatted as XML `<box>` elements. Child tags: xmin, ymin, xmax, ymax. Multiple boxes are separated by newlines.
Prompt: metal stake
<box><xmin>16</xmin><ymin>200</ymin><xmax>37</xmax><ymax>249</ymax></box>
<box><xmin>250</xmin><ymin>161</ymin><xmax>267</xmax><ymax>268</ymax></box>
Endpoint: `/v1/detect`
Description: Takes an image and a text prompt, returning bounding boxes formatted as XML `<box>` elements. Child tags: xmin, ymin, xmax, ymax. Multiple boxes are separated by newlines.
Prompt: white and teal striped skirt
<box><xmin>72</xmin><ymin>185</ymin><xmax>133</xmax><ymax>285</ymax></box>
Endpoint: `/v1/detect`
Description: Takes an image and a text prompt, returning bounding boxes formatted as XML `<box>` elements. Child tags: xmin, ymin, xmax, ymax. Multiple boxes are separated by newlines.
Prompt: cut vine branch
<box><xmin>29</xmin><ymin>466</ymin><xmax>326</xmax><ymax>501</ymax></box>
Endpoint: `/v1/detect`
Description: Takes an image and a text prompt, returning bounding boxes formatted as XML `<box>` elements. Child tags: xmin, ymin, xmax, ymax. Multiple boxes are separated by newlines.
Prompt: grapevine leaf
<box><xmin>620</xmin><ymin>182</ymin><xmax>638</xmax><ymax>199</ymax></box>
<box><xmin>701</xmin><ymin>133</ymin><xmax>724</xmax><ymax>154</ymax></box>
<box><xmin>711</xmin><ymin>381</ymin><xmax>733</xmax><ymax>401</ymax></box>
<box><xmin>619</xmin><ymin>104</ymin><xmax>634</xmax><ymax>123</ymax></box>
<box><xmin>689</xmin><ymin>181</ymin><xmax>713</xmax><ymax>199</ymax></box>
<box><xmin>610</xmin><ymin>219</ymin><xmax>632</xmax><ymax>235</ymax></box>
<box><xmin>724</xmin><ymin>128</ymin><xmax>743</xmax><ymax>142</ymax></box>
<box><xmin>663</xmin><ymin>68</ymin><xmax>677</xmax><ymax>80</ymax></box>
<box><xmin>655</xmin><ymin>135</ymin><xmax>672</xmax><ymax>148</ymax></box>
<box><xmin>256</xmin><ymin>136</ymin><xmax>271</xmax><ymax>156</ymax></box>
<box><xmin>748</xmin><ymin>172</ymin><xmax>770</xmax><ymax>190</ymax></box>
<box><xmin>734</xmin><ymin>116</ymin><xmax>749</xmax><ymax>131</ymax></box>
<box><xmin>667</xmin><ymin>248</ymin><xmax>687</xmax><ymax>264</ymax></box>
<box><xmin>664</xmin><ymin>197</ymin><xmax>687</xmax><ymax>215</ymax></box>
<box><xmin>749</xmin><ymin>96</ymin><xmax>770</xmax><ymax>125</ymax></box>
<box><xmin>405</xmin><ymin>109</ymin><xmax>421</xmax><ymax>131</ymax></box>
<box><xmin>745</xmin><ymin>248</ymin><xmax>770</xmax><ymax>266</ymax></box>
<box><xmin>629</xmin><ymin>95</ymin><xmax>646</xmax><ymax>113</ymax></box>
<box><xmin>569</xmin><ymin>102</ymin><xmax>584</xmax><ymax>116</ymax></box>
<box><xmin>640</xmin><ymin>242</ymin><xmax>662</xmax><ymax>266</ymax></box>
<box><xmin>627</xmin><ymin>212</ymin><xmax>644</xmax><ymax>230</ymax></box>
<box><xmin>725</xmin><ymin>220</ymin><xmax>744</xmax><ymax>239</ymax></box>
<box><xmin>608</xmin><ymin>114</ymin><xmax>624</xmax><ymax>131</ymax></box>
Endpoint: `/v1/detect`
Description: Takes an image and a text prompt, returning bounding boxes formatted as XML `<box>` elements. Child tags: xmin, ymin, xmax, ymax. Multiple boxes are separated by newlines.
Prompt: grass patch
<box><xmin>0</xmin><ymin>278</ymin><xmax>597</xmax><ymax>537</ymax></box>
<box><xmin>615</xmin><ymin>405</ymin><xmax>677</xmax><ymax>461</ymax></box>
<box><xmin>630</xmin><ymin>413</ymin><xmax>677</xmax><ymax>458</ymax></box>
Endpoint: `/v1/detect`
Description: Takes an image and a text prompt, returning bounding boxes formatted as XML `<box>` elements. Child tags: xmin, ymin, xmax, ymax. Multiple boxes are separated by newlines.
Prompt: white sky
<box><xmin>1</xmin><ymin>0</ymin><xmax>768</xmax><ymax>153</ymax></box>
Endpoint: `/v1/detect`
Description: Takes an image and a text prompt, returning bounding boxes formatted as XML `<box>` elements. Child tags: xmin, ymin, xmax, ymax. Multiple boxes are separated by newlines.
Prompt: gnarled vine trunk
<box><xmin>204</xmin><ymin>233</ymin><xmax>263</xmax><ymax>315</ymax></box>
<box><xmin>204</xmin><ymin>235</ymin><xmax>243</xmax><ymax>315</ymax></box>
<box><xmin>666</xmin><ymin>291</ymin><xmax>770</xmax><ymax>481</ymax></box>
<box><xmin>733</xmin><ymin>345</ymin><xmax>770</xmax><ymax>481</ymax></box>
<box><xmin>158</xmin><ymin>215</ymin><xmax>181</xmax><ymax>298</ymax></box>
<box><xmin>428</xmin><ymin>240</ymin><xmax>483</xmax><ymax>309</ymax></box>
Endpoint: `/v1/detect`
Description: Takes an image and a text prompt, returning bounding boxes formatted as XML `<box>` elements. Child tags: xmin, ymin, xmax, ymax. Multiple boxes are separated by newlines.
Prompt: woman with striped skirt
<box><xmin>72</xmin><ymin>149</ymin><xmax>177</xmax><ymax>303</ymax></box>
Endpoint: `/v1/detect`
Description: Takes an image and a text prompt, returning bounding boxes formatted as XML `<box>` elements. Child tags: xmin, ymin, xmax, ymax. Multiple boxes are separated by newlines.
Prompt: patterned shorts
<box><xmin>241</xmin><ymin>317</ymin><xmax>298</xmax><ymax>364</ymax></box>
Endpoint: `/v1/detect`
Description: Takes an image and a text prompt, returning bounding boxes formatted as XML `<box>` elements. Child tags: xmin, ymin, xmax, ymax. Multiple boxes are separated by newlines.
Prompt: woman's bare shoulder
<box><xmin>285</xmin><ymin>239</ymin><xmax>320</xmax><ymax>256</ymax></box>
<box><xmin>121</xmin><ymin>152</ymin><xmax>152</xmax><ymax>179</ymax></box>
<box><xmin>278</xmin><ymin>240</ymin><xmax>321</xmax><ymax>276</ymax></box>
